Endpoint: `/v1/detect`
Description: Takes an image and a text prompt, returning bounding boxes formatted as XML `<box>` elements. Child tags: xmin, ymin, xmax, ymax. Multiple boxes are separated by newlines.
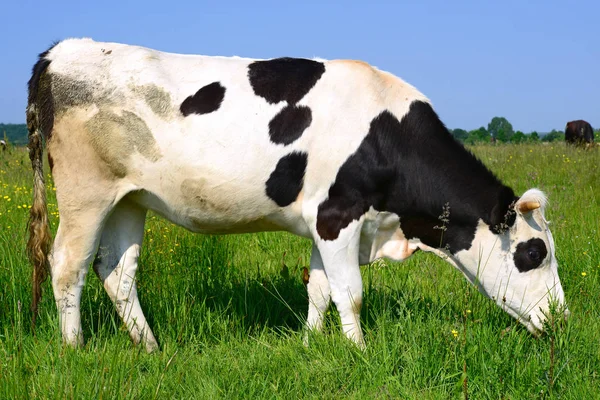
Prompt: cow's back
<box><xmin>40</xmin><ymin>38</ymin><xmax>429</xmax><ymax>235</ymax></box>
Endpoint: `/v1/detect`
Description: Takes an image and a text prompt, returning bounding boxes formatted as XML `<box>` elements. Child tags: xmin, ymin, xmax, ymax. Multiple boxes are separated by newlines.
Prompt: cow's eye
<box><xmin>514</xmin><ymin>238</ymin><xmax>547</xmax><ymax>272</ymax></box>
<box><xmin>528</xmin><ymin>249</ymin><xmax>540</xmax><ymax>261</ymax></box>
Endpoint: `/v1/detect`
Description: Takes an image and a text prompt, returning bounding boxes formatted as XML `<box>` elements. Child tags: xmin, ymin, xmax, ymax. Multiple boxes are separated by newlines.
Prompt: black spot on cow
<box><xmin>248</xmin><ymin>57</ymin><xmax>324</xmax><ymax>146</ymax></box>
<box><xmin>316</xmin><ymin>100</ymin><xmax>518</xmax><ymax>250</ymax></box>
<box><xmin>180</xmin><ymin>82</ymin><xmax>226</xmax><ymax>116</ymax></box>
<box><xmin>266</xmin><ymin>151</ymin><xmax>308</xmax><ymax>207</ymax></box>
<box><xmin>248</xmin><ymin>57</ymin><xmax>325</xmax><ymax>104</ymax></box>
<box><xmin>513</xmin><ymin>238</ymin><xmax>547</xmax><ymax>272</ymax></box>
<box><xmin>27</xmin><ymin>41</ymin><xmax>60</xmax><ymax>140</ymax></box>
<box><xmin>269</xmin><ymin>105</ymin><xmax>312</xmax><ymax>145</ymax></box>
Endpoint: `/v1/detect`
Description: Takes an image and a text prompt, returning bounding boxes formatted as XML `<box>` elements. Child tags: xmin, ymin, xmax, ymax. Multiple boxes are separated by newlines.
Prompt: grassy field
<box><xmin>0</xmin><ymin>142</ymin><xmax>599</xmax><ymax>399</ymax></box>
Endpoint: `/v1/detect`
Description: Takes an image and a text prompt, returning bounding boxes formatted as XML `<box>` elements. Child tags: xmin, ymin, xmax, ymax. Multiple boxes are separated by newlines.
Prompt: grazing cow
<box><xmin>27</xmin><ymin>38</ymin><xmax>568</xmax><ymax>352</ymax></box>
<box><xmin>0</xmin><ymin>140</ymin><xmax>6</xmax><ymax>151</ymax></box>
<box><xmin>565</xmin><ymin>119</ymin><xmax>594</xmax><ymax>147</ymax></box>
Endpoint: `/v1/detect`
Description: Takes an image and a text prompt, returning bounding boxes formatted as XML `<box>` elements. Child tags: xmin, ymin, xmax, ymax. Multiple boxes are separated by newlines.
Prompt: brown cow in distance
<box><xmin>565</xmin><ymin>120</ymin><xmax>594</xmax><ymax>147</ymax></box>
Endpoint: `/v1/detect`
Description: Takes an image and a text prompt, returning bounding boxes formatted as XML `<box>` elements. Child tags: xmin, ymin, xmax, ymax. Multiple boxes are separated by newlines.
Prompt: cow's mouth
<box><xmin>522</xmin><ymin>318</ymin><xmax>544</xmax><ymax>337</ymax></box>
<box><xmin>501</xmin><ymin>304</ymin><xmax>546</xmax><ymax>336</ymax></box>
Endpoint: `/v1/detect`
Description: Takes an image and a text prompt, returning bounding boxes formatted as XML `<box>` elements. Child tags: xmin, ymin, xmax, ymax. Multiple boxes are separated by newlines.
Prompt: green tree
<box><xmin>511</xmin><ymin>131</ymin><xmax>526</xmax><ymax>143</ymax></box>
<box><xmin>464</xmin><ymin>126</ymin><xmax>490</xmax><ymax>144</ymax></box>
<box><xmin>487</xmin><ymin>117</ymin><xmax>514</xmax><ymax>142</ymax></box>
<box><xmin>542</xmin><ymin>129</ymin><xmax>564</xmax><ymax>142</ymax></box>
<box><xmin>529</xmin><ymin>131</ymin><xmax>540</xmax><ymax>142</ymax></box>
<box><xmin>496</xmin><ymin>129</ymin><xmax>508</xmax><ymax>142</ymax></box>
<box><xmin>451</xmin><ymin>128</ymin><xmax>468</xmax><ymax>141</ymax></box>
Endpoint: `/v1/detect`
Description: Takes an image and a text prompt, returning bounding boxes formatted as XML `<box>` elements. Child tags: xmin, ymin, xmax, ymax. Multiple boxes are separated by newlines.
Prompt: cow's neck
<box><xmin>371</xmin><ymin>101</ymin><xmax>516</xmax><ymax>253</ymax></box>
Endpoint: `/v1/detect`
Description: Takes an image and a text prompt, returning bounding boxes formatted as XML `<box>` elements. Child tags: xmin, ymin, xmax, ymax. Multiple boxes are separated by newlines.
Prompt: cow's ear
<box><xmin>489</xmin><ymin>189</ymin><xmax>518</xmax><ymax>233</ymax></box>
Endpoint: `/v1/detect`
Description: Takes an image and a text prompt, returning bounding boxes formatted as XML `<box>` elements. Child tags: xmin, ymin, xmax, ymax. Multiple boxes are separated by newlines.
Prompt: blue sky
<box><xmin>1</xmin><ymin>1</ymin><xmax>598</xmax><ymax>132</ymax></box>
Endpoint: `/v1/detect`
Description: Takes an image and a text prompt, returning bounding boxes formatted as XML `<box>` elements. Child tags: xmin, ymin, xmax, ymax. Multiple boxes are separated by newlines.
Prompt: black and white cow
<box><xmin>26</xmin><ymin>38</ymin><xmax>567</xmax><ymax>352</ymax></box>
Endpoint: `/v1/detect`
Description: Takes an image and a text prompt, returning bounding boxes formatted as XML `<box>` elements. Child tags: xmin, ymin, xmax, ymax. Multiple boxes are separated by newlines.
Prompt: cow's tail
<box><xmin>26</xmin><ymin>46</ymin><xmax>55</xmax><ymax>331</ymax></box>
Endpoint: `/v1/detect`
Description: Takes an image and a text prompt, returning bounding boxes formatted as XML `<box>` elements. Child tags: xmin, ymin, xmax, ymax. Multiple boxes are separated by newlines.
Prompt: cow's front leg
<box><xmin>314</xmin><ymin>219</ymin><xmax>365</xmax><ymax>349</ymax></box>
<box><xmin>304</xmin><ymin>243</ymin><xmax>331</xmax><ymax>345</ymax></box>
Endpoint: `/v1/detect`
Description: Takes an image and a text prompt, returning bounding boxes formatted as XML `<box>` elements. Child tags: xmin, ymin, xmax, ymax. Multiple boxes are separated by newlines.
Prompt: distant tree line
<box><xmin>451</xmin><ymin>116</ymin><xmax>600</xmax><ymax>145</ymax></box>
<box><xmin>1</xmin><ymin>124</ymin><xmax>28</xmax><ymax>146</ymax></box>
<box><xmin>1</xmin><ymin>120</ymin><xmax>599</xmax><ymax>148</ymax></box>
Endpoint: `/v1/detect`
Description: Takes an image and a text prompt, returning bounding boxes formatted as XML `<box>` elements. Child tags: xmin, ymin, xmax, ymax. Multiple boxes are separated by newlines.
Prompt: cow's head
<box><xmin>446</xmin><ymin>188</ymin><xmax>567</xmax><ymax>334</ymax></box>
<box><xmin>366</xmin><ymin>188</ymin><xmax>568</xmax><ymax>335</ymax></box>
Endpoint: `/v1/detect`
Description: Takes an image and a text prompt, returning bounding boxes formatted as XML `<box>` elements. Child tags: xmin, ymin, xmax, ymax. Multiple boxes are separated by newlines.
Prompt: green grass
<box><xmin>1</xmin><ymin>142</ymin><xmax>599</xmax><ymax>399</ymax></box>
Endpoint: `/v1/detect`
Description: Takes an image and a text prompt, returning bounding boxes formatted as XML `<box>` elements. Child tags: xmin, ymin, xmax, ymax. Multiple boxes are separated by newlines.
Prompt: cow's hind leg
<box><xmin>93</xmin><ymin>197</ymin><xmax>158</xmax><ymax>352</ymax></box>
<box><xmin>303</xmin><ymin>243</ymin><xmax>331</xmax><ymax>345</ymax></box>
<box><xmin>51</xmin><ymin>209</ymin><xmax>109</xmax><ymax>348</ymax></box>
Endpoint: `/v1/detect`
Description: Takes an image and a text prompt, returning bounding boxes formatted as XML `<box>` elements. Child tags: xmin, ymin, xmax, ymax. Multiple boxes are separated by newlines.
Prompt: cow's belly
<box><xmin>126</xmin><ymin>157</ymin><xmax>311</xmax><ymax>237</ymax></box>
